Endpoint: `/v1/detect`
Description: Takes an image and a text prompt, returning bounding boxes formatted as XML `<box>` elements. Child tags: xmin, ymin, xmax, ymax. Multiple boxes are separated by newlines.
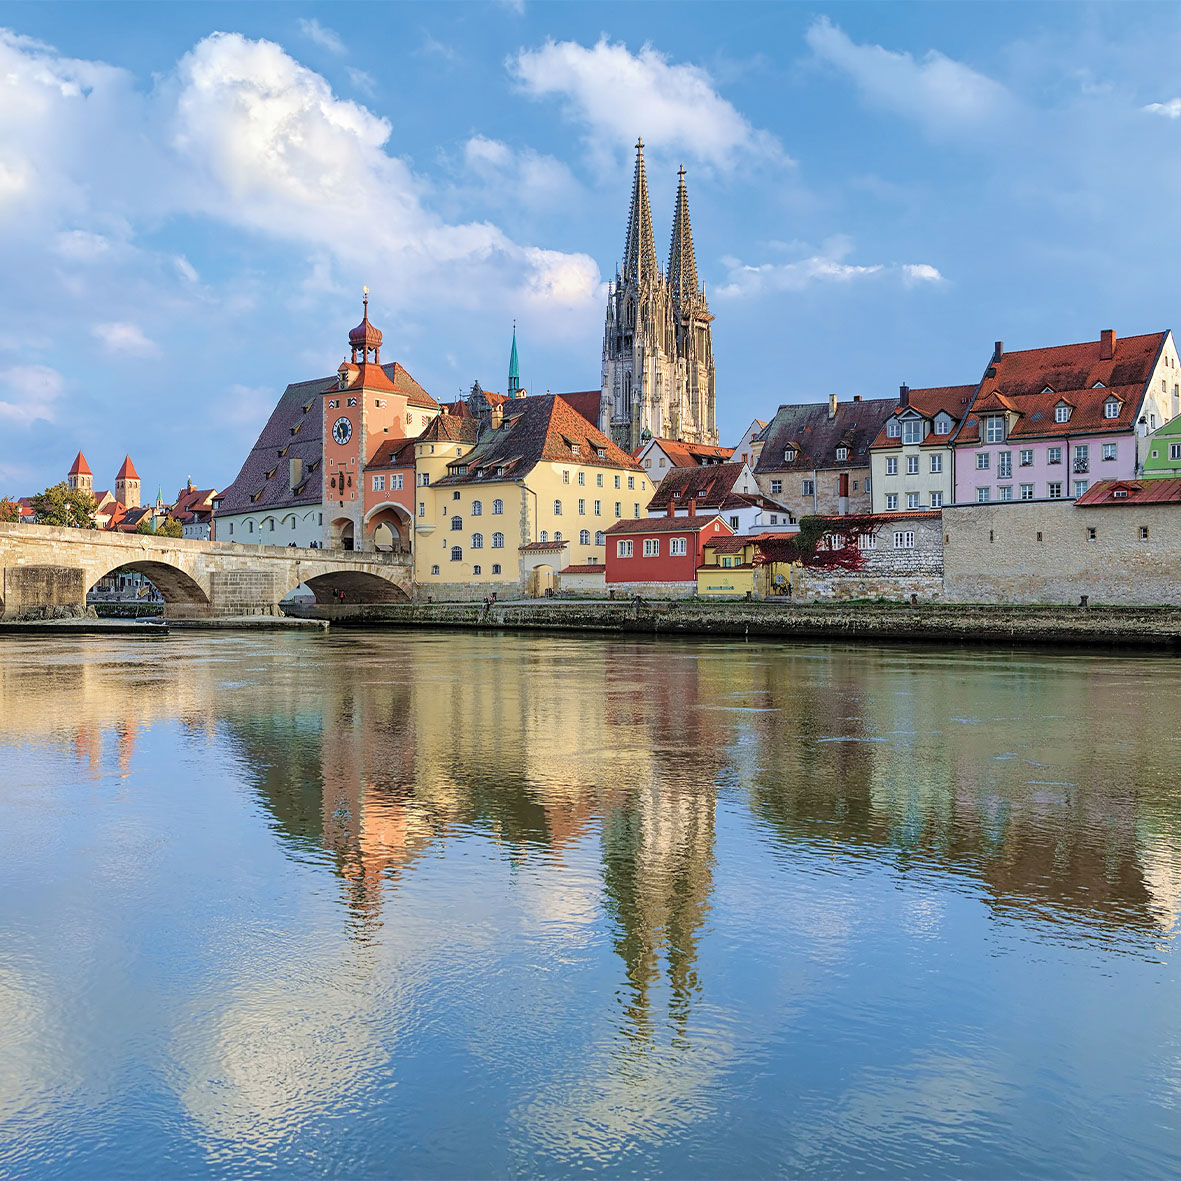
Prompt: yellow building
<box><xmin>414</xmin><ymin>394</ymin><xmax>649</xmax><ymax>597</ymax></box>
<box><xmin>696</xmin><ymin>534</ymin><xmax>792</xmax><ymax>597</ymax></box>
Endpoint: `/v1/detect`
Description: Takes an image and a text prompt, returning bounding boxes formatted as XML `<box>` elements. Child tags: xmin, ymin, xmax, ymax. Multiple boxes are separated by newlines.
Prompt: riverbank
<box><xmin>315</xmin><ymin>598</ymin><xmax>1181</xmax><ymax>648</ymax></box>
<box><xmin>0</xmin><ymin>615</ymin><xmax>328</xmax><ymax>634</ymax></box>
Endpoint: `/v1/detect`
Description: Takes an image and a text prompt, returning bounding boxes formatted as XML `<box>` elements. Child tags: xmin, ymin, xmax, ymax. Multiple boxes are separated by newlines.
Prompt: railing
<box><xmin>1073</xmin><ymin>459</ymin><xmax>1090</xmax><ymax>473</ymax></box>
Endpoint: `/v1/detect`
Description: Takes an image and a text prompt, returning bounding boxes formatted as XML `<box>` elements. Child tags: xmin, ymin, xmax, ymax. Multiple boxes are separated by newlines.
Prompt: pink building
<box><xmin>952</xmin><ymin>330</ymin><xmax>1179</xmax><ymax>504</ymax></box>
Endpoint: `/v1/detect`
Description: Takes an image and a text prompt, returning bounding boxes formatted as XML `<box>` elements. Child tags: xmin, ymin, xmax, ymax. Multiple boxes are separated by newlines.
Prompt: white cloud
<box><xmin>1144</xmin><ymin>98</ymin><xmax>1181</xmax><ymax>118</ymax></box>
<box><xmin>0</xmin><ymin>364</ymin><xmax>64</xmax><ymax>424</ymax></box>
<box><xmin>174</xmin><ymin>255</ymin><xmax>199</xmax><ymax>283</ymax></box>
<box><xmin>346</xmin><ymin>67</ymin><xmax>376</xmax><ymax>97</ymax></box>
<box><xmin>509</xmin><ymin>37</ymin><xmax>786</xmax><ymax>168</ymax></box>
<box><xmin>297</xmin><ymin>18</ymin><xmax>345</xmax><ymax>56</ymax></box>
<box><xmin>92</xmin><ymin>321</ymin><xmax>159</xmax><ymax>356</ymax></box>
<box><xmin>463</xmin><ymin>135</ymin><xmax>577</xmax><ymax>206</ymax></box>
<box><xmin>717</xmin><ymin>238</ymin><xmax>943</xmax><ymax>298</ymax></box>
<box><xmin>805</xmin><ymin>17</ymin><xmax>1014</xmax><ymax>137</ymax></box>
<box><xmin>54</xmin><ymin>229</ymin><xmax>112</xmax><ymax>261</ymax></box>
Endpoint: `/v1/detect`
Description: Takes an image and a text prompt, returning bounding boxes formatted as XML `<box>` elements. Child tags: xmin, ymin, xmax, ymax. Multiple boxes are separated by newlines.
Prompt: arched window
<box><xmin>492</xmin><ymin>532</ymin><xmax>504</xmax><ymax>548</ymax></box>
<box><xmin>540</xmin><ymin>530</ymin><xmax>548</xmax><ymax>542</ymax></box>
<box><xmin>554</xmin><ymin>531</ymin><xmax>562</xmax><ymax>541</ymax></box>
<box><xmin>265</xmin><ymin>518</ymin><xmax>275</xmax><ymax>531</ymax></box>
<box><xmin>472</xmin><ymin>500</ymin><xmax>482</xmax><ymax>516</ymax></box>
<box><xmin>450</xmin><ymin>516</ymin><xmax>462</xmax><ymax>531</ymax></box>
<box><xmin>450</xmin><ymin>546</ymin><xmax>462</xmax><ymax>561</ymax></box>
<box><xmin>579</xmin><ymin>529</ymin><xmax>590</xmax><ymax>545</ymax></box>
<box><xmin>472</xmin><ymin>533</ymin><xmax>483</xmax><ymax>548</ymax></box>
<box><xmin>553</xmin><ymin>500</ymin><xmax>562</xmax><ymax>515</ymax></box>
<box><xmin>594</xmin><ymin>531</ymin><xmax>604</xmax><ymax>545</ymax></box>
<box><xmin>492</xmin><ymin>499</ymin><xmax>503</xmax><ymax>515</ymax></box>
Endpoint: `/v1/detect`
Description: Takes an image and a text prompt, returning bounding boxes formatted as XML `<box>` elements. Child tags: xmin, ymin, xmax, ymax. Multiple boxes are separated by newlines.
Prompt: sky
<box><xmin>3</xmin><ymin>1</ymin><xmax>1181</xmax><ymax>499</ymax></box>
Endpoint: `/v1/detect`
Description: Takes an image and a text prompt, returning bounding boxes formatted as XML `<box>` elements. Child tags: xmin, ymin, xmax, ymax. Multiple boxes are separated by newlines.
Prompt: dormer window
<box><xmin>1113</xmin><ymin>489</ymin><xmax>1129</xmax><ymax>498</ymax></box>
<box><xmin>1055</xmin><ymin>404</ymin><xmax>1071</xmax><ymax>424</ymax></box>
<box><xmin>886</xmin><ymin>420</ymin><xmax>902</xmax><ymax>438</ymax></box>
<box><xmin>1042</xmin><ymin>386</ymin><xmax>1055</xmax><ymax>395</ymax></box>
<box><xmin>571</xmin><ymin>443</ymin><xmax>580</xmax><ymax>455</ymax></box>
<box><xmin>496</xmin><ymin>466</ymin><xmax>506</xmax><ymax>477</ymax></box>
<box><xmin>1104</xmin><ymin>398</ymin><xmax>1120</xmax><ymax>419</ymax></box>
<box><xmin>902</xmin><ymin>420</ymin><xmax>922</xmax><ymax>445</ymax></box>
<box><xmin>784</xmin><ymin>447</ymin><xmax>796</xmax><ymax>462</ymax></box>
<box><xmin>597</xmin><ymin>448</ymin><xmax>606</xmax><ymax>458</ymax></box>
<box><xmin>934</xmin><ymin>414</ymin><xmax>952</xmax><ymax>434</ymax></box>
<box><xmin>985</xmin><ymin>417</ymin><xmax>1005</xmax><ymax>443</ymax></box>
<box><xmin>1093</xmin><ymin>381</ymin><xmax>1106</xmax><ymax>389</ymax></box>
<box><xmin>836</xmin><ymin>446</ymin><xmax>849</xmax><ymax>461</ymax></box>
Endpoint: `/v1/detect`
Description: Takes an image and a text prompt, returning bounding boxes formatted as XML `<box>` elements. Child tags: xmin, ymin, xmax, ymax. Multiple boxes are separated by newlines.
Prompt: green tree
<box><xmin>0</xmin><ymin>497</ymin><xmax>21</xmax><ymax>524</ymax></box>
<box><xmin>135</xmin><ymin>516</ymin><xmax>156</xmax><ymax>535</ymax></box>
<box><xmin>30</xmin><ymin>482</ymin><xmax>97</xmax><ymax>528</ymax></box>
<box><xmin>157</xmin><ymin>516</ymin><xmax>183</xmax><ymax>539</ymax></box>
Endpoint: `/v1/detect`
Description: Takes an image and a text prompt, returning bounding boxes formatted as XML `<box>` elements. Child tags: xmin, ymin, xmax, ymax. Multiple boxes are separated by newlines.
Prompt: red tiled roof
<box><xmin>869</xmin><ymin>385</ymin><xmax>976</xmax><ymax>449</ymax></box>
<box><xmin>562</xmin><ymin>563</ymin><xmax>605</xmax><ymax>574</ymax></box>
<box><xmin>648</xmin><ymin>461</ymin><xmax>749</xmax><ymax>510</ymax></box>
<box><xmin>115</xmin><ymin>455</ymin><xmax>140</xmax><ymax>481</ymax></box>
<box><xmin>365</xmin><ymin>436</ymin><xmax>419</xmax><ymax>469</ymax></box>
<box><xmin>520</xmin><ymin>539</ymin><xmax>569</xmax><ymax>551</ymax></box>
<box><xmin>956</xmin><ymin>383</ymin><xmax>1144</xmax><ymax>442</ymax></box>
<box><xmin>69</xmin><ymin>451</ymin><xmax>91</xmax><ymax>476</ymax></box>
<box><xmin>419</xmin><ymin>414</ymin><xmax>480</xmax><ymax>446</ymax></box>
<box><xmin>644</xmin><ymin>437</ymin><xmax>735</xmax><ymax>467</ymax></box>
<box><xmin>555</xmin><ymin>391</ymin><xmax>602</xmax><ymax>428</ymax></box>
<box><xmin>1075</xmin><ymin>478</ymin><xmax>1181</xmax><ymax>506</ymax></box>
<box><xmin>604</xmin><ymin>514</ymin><xmax>731</xmax><ymax>535</ymax></box>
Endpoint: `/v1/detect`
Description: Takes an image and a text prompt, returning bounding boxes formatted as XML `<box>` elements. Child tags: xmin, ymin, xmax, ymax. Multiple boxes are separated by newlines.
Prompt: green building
<box><xmin>1141</xmin><ymin>418</ymin><xmax>1181</xmax><ymax>477</ymax></box>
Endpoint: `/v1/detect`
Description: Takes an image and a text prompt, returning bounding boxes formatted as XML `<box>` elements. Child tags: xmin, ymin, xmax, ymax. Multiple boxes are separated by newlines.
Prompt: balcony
<box><xmin>1073</xmin><ymin>459</ymin><xmax>1090</xmax><ymax>474</ymax></box>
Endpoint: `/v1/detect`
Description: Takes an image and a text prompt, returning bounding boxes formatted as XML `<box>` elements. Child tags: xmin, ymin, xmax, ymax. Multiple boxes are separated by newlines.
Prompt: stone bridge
<box><xmin>0</xmin><ymin>523</ymin><xmax>414</xmax><ymax>619</ymax></box>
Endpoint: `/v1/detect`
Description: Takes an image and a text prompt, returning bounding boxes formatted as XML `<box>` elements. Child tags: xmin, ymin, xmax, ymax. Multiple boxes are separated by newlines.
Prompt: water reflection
<box><xmin>3</xmin><ymin>633</ymin><xmax>1181</xmax><ymax>1175</ymax></box>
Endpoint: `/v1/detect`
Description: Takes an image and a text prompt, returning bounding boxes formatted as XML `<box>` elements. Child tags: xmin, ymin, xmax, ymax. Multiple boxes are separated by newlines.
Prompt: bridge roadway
<box><xmin>0</xmin><ymin>522</ymin><xmax>413</xmax><ymax>619</ymax></box>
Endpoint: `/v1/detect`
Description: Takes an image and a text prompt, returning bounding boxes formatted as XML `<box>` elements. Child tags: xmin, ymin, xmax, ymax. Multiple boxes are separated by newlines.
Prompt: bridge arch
<box><xmin>87</xmin><ymin>559</ymin><xmax>211</xmax><ymax>612</ymax></box>
<box><xmin>288</xmin><ymin>568</ymin><xmax>410</xmax><ymax>605</ymax></box>
<box><xmin>364</xmin><ymin>502</ymin><xmax>412</xmax><ymax>552</ymax></box>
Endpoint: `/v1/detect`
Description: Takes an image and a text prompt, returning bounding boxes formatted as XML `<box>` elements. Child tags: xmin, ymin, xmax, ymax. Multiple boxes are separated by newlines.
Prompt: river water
<box><xmin>1</xmin><ymin>630</ymin><xmax>1180</xmax><ymax>1178</ymax></box>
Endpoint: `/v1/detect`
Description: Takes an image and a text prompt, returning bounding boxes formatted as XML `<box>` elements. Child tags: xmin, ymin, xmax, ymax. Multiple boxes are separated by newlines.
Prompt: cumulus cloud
<box><xmin>509</xmin><ymin>37</ymin><xmax>786</xmax><ymax>168</ymax></box>
<box><xmin>92</xmin><ymin>321</ymin><xmax>158</xmax><ymax>356</ymax></box>
<box><xmin>806</xmin><ymin>17</ymin><xmax>1014</xmax><ymax>137</ymax></box>
<box><xmin>297</xmin><ymin>18</ymin><xmax>345</xmax><ymax>56</ymax></box>
<box><xmin>1144</xmin><ymin>98</ymin><xmax>1181</xmax><ymax>118</ymax></box>
<box><xmin>463</xmin><ymin>135</ymin><xmax>578</xmax><ymax>206</ymax></box>
<box><xmin>0</xmin><ymin>364</ymin><xmax>64</xmax><ymax>424</ymax></box>
<box><xmin>717</xmin><ymin>238</ymin><xmax>943</xmax><ymax>298</ymax></box>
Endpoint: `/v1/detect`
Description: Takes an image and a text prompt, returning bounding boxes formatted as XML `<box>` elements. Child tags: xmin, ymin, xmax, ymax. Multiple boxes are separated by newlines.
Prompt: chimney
<box><xmin>667</xmin><ymin>499</ymin><xmax>676</xmax><ymax>517</ymax></box>
<box><xmin>993</xmin><ymin>341</ymin><xmax>1004</xmax><ymax>362</ymax></box>
<box><xmin>289</xmin><ymin>457</ymin><xmax>303</xmax><ymax>491</ymax></box>
<box><xmin>186</xmin><ymin>476</ymin><xmax>193</xmax><ymax>492</ymax></box>
<box><xmin>853</xmin><ymin>395</ymin><xmax>861</xmax><ymax>402</ymax></box>
<box><xmin>1100</xmin><ymin>328</ymin><xmax>1116</xmax><ymax>361</ymax></box>
<box><xmin>899</xmin><ymin>383</ymin><xmax>910</xmax><ymax>408</ymax></box>
<box><xmin>687</xmin><ymin>497</ymin><xmax>697</xmax><ymax>517</ymax></box>
<box><xmin>828</xmin><ymin>393</ymin><xmax>838</xmax><ymax>419</ymax></box>
<box><xmin>838</xmin><ymin>472</ymin><xmax>849</xmax><ymax>517</ymax></box>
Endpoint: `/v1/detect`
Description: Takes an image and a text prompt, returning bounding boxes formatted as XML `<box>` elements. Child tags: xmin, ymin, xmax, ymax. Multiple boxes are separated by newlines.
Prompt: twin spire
<box><xmin>621</xmin><ymin>139</ymin><xmax>703</xmax><ymax>305</ymax></box>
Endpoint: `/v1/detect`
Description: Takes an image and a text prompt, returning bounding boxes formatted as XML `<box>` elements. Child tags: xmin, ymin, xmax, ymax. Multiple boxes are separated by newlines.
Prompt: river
<box><xmin>1</xmin><ymin>631</ymin><xmax>1179</xmax><ymax>1177</ymax></box>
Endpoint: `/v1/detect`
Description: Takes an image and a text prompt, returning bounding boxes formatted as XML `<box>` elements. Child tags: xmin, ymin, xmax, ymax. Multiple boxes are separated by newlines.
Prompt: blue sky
<box><xmin>3</xmin><ymin>1</ymin><xmax>1181</xmax><ymax>498</ymax></box>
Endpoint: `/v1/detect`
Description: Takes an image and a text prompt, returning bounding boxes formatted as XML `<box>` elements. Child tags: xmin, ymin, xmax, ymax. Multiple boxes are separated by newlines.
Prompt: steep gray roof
<box><xmin>755</xmin><ymin>398</ymin><xmax>897</xmax><ymax>474</ymax></box>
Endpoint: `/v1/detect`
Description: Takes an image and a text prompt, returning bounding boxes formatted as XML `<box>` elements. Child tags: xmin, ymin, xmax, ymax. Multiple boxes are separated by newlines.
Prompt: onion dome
<box><xmin>348</xmin><ymin>288</ymin><xmax>382</xmax><ymax>360</ymax></box>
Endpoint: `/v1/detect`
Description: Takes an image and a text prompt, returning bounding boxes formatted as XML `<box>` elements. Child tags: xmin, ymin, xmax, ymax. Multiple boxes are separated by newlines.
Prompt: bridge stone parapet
<box><xmin>0</xmin><ymin>523</ymin><xmax>413</xmax><ymax>619</ymax></box>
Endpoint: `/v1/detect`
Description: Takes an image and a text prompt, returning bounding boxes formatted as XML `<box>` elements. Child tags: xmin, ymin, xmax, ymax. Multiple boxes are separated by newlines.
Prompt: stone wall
<box><xmin>2</xmin><ymin>565</ymin><xmax>87</xmax><ymax>618</ymax></box>
<box><xmin>209</xmin><ymin>570</ymin><xmax>278</xmax><ymax>616</ymax></box>
<box><xmin>944</xmin><ymin>501</ymin><xmax>1181</xmax><ymax>605</ymax></box>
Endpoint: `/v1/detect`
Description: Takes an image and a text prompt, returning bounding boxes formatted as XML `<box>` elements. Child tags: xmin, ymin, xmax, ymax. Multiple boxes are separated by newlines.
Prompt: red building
<box><xmin>604</xmin><ymin>502</ymin><xmax>733</xmax><ymax>586</ymax></box>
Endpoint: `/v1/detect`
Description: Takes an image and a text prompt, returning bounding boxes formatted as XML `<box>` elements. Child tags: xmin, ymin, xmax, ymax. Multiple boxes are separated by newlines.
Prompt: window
<box><xmin>562</xmin><ymin>470</ymin><xmax>570</xmax><ymax>484</ymax></box>
<box><xmin>452</xmin><ymin>490</ymin><xmax>461</xmax><ymax>501</ymax></box>
<box><xmin>934</xmin><ymin>414</ymin><xmax>952</xmax><ymax>434</ymax></box>
<box><xmin>784</xmin><ymin>448</ymin><xmax>796</xmax><ymax>462</ymax></box>
<box><xmin>998</xmin><ymin>451</ymin><xmax>1012</xmax><ymax>479</ymax></box>
<box><xmin>614</xmin><ymin>476</ymin><xmax>621</xmax><ymax>489</ymax></box>
<box><xmin>1171</xmin><ymin>443</ymin><xmax>1181</xmax><ymax>461</ymax></box>
<box><xmin>857</xmin><ymin>532</ymin><xmax>877</xmax><ymax>549</ymax></box>
<box><xmin>248</xmin><ymin>521</ymin><xmax>254</xmax><ymax>533</ymax></box>
<box><xmin>906</xmin><ymin>492</ymin><xmax>920</xmax><ymax>509</ymax></box>
<box><xmin>450</xmin><ymin>516</ymin><xmax>462</xmax><ymax>531</ymax></box>
<box><xmin>617</xmin><ymin>539</ymin><xmax>633</xmax><ymax>557</ymax></box>
<box><xmin>472</xmin><ymin>500</ymin><xmax>482</xmax><ymax>516</ymax></box>
<box><xmin>596</xmin><ymin>473</ymin><xmax>604</xmax><ymax>487</ymax></box>
<box><xmin>593</xmin><ymin>500</ymin><xmax>602</xmax><ymax>516</ymax></box>
<box><xmin>1019</xmin><ymin>449</ymin><xmax>1034</xmax><ymax>467</ymax></box>
<box><xmin>886</xmin><ymin>493</ymin><xmax>899</xmax><ymax>510</ymax></box>
<box><xmin>1047</xmin><ymin>447</ymin><xmax>1062</xmax><ymax>465</ymax></box>
<box><xmin>419</xmin><ymin>473</ymin><xmax>430</xmax><ymax>486</ymax></box>
<box><xmin>729</xmin><ymin>515</ymin><xmax>740</xmax><ymax>530</ymax></box>
<box><xmin>802</xmin><ymin>479</ymin><xmax>815</xmax><ymax>496</ymax></box>
<box><xmin>670</xmin><ymin>537</ymin><xmax>687</xmax><ymax>555</ymax></box>
<box><xmin>865</xmin><ymin>478</ymin><xmax>871</xmax><ymax>493</ymax></box>
<box><xmin>643</xmin><ymin>538</ymin><xmax>659</xmax><ymax>556</ymax></box>
<box><xmin>886</xmin><ymin>420</ymin><xmax>901</xmax><ymax>438</ymax></box>
<box><xmin>418</xmin><ymin>502</ymin><xmax>425</xmax><ymax>517</ymax></box>
<box><xmin>540</xmin><ymin>530</ymin><xmax>548</xmax><ymax>542</ymax></box>
<box><xmin>886</xmin><ymin>457</ymin><xmax>898</xmax><ymax>475</ymax></box>
<box><xmin>836</xmin><ymin>446</ymin><xmax>849</xmax><ymax>461</ymax></box>
<box><xmin>1087</xmin><ymin>527</ymin><xmax>1097</xmax><ymax>541</ymax></box>
<box><xmin>579</xmin><ymin>529</ymin><xmax>590</xmax><ymax>545</ymax></box>
<box><xmin>431</xmin><ymin>564</ymin><xmax>440</xmax><ymax>575</ymax></box>
<box><xmin>976</xmin><ymin>487</ymin><xmax>991</xmax><ymax>502</ymax></box>
<box><xmin>597</xmin><ymin>449</ymin><xmax>606</xmax><ymax>459</ymax></box>
<box><xmin>999</xmin><ymin>486</ymin><xmax>1013</xmax><ymax>501</ymax></box>
<box><xmin>976</xmin><ymin>453</ymin><xmax>990</xmax><ymax>470</ymax></box>
<box><xmin>930</xmin><ymin>491</ymin><xmax>944</xmax><ymax>508</ymax></box>
<box><xmin>492</xmin><ymin>499</ymin><xmax>503</xmax><ymax>515</ymax></box>
<box><xmin>1073</xmin><ymin>444</ymin><xmax>1089</xmax><ymax>473</ymax></box>
<box><xmin>450</xmin><ymin>546</ymin><xmax>462</xmax><ymax>561</ymax></box>
<box><xmin>1055</xmin><ymin>404</ymin><xmax>1071</xmax><ymax>423</ymax></box>
<box><xmin>595</xmin><ymin>531</ymin><xmax>604</xmax><ymax>545</ymax></box>
<box><xmin>372</xmin><ymin>474</ymin><xmax>386</xmax><ymax>491</ymax></box>
<box><xmin>472</xmin><ymin>533</ymin><xmax>483</xmax><ymax>548</ymax></box>
<box><xmin>893</xmin><ymin>531</ymin><xmax>915</xmax><ymax>549</ymax></box>
<box><xmin>1074</xmin><ymin>480</ymin><xmax>1089</xmax><ymax>497</ymax></box>
<box><xmin>228</xmin><ymin>522</ymin><xmax>234</xmax><ymax>535</ymax></box>
<box><xmin>614</xmin><ymin>502</ymin><xmax>621</xmax><ymax>517</ymax></box>
<box><xmin>902</xmin><ymin>420</ymin><xmax>922</xmax><ymax>445</ymax></box>
<box><xmin>1103</xmin><ymin>443</ymin><xmax>1118</xmax><ymax>461</ymax></box>
<box><xmin>391</xmin><ymin>474</ymin><xmax>403</xmax><ymax>490</ymax></box>
<box><xmin>1048</xmin><ymin>482</ymin><xmax>1064</xmax><ymax>498</ymax></box>
<box><xmin>492</xmin><ymin>563</ymin><xmax>502</xmax><ymax>574</ymax></box>
<box><xmin>1020</xmin><ymin>483</ymin><xmax>1035</xmax><ymax>500</ymax></box>
<box><xmin>1105</xmin><ymin>399</ymin><xmax>1120</xmax><ymax>419</ymax></box>
<box><xmin>578</xmin><ymin>471</ymin><xmax>585</xmax><ymax>486</ymax></box>
<box><xmin>347</xmin><ymin>397</ymin><xmax>357</xmax><ymax>407</ymax></box>
<box><xmin>473</xmin><ymin>565</ymin><xmax>481</xmax><ymax>575</ymax></box>
<box><xmin>492</xmin><ymin>532</ymin><xmax>504</xmax><ymax>548</ymax></box>
<box><xmin>907</xmin><ymin>455</ymin><xmax>920</xmax><ymax>475</ymax></box>
<box><xmin>553</xmin><ymin>500</ymin><xmax>562</xmax><ymax>515</ymax></box>
<box><xmin>770</xmin><ymin>479</ymin><xmax>782</xmax><ymax>495</ymax></box>
<box><xmin>1140</xmin><ymin>526</ymin><xmax>1150</xmax><ymax>540</ymax></box>
<box><xmin>554</xmin><ymin>531</ymin><xmax>562</xmax><ymax>542</ymax></box>
<box><xmin>986</xmin><ymin>417</ymin><xmax>1005</xmax><ymax>443</ymax></box>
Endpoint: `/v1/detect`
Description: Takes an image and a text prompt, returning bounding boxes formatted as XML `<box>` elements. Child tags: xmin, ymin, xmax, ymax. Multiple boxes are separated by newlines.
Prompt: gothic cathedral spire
<box><xmin>667</xmin><ymin>166</ymin><xmax>699</xmax><ymax>309</ymax></box>
<box><xmin>622</xmin><ymin>139</ymin><xmax>658</xmax><ymax>288</ymax></box>
<box><xmin>508</xmin><ymin>322</ymin><xmax>521</xmax><ymax>397</ymax></box>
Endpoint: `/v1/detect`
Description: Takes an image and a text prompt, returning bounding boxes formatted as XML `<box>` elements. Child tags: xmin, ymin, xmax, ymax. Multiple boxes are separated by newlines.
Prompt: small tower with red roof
<box><xmin>115</xmin><ymin>456</ymin><xmax>141</xmax><ymax>509</ymax></box>
<box><xmin>67</xmin><ymin>452</ymin><xmax>92</xmax><ymax>494</ymax></box>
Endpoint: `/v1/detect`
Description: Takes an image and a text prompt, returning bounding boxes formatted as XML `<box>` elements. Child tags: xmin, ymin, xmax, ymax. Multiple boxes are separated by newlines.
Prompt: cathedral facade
<box><xmin>600</xmin><ymin>140</ymin><xmax>717</xmax><ymax>453</ymax></box>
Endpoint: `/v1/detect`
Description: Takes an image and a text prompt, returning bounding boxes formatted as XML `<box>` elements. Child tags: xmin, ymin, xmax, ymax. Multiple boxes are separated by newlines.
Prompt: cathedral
<box><xmin>600</xmin><ymin>140</ymin><xmax>718</xmax><ymax>453</ymax></box>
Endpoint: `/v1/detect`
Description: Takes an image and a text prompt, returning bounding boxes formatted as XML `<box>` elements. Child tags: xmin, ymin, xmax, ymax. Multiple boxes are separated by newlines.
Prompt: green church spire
<box><xmin>508</xmin><ymin>322</ymin><xmax>521</xmax><ymax>397</ymax></box>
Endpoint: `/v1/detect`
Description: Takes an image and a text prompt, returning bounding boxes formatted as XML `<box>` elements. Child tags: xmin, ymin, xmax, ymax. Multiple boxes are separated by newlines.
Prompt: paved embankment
<box><xmin>317</xmin><ymin>599</ymin><xmax>1181</xmax><ymax>649</ymax></box>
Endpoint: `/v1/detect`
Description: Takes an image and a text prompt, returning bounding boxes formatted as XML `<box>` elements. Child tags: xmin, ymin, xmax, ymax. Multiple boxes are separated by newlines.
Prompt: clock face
<box><xmin>332</xmin><ymin>416</ymin><xmax>353</xmax><ymax>445</ymax></box>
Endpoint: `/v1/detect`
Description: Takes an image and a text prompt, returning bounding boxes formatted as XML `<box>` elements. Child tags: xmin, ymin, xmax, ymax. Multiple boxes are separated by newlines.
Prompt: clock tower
<box><xmin>321</xmin><ymin>291</ymin><xmax>410</xmax><ymax>550</ymax></box>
